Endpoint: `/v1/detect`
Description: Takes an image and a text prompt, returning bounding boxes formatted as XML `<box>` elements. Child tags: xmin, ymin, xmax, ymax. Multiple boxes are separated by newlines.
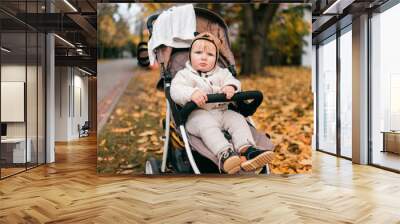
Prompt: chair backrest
<box><xmin>82</xmin><ymin>121</ymin><xmax>90</xmax><ymax>129</ymax></box>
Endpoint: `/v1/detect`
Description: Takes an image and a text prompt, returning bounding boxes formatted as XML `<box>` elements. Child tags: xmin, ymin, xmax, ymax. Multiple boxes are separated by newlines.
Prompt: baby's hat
<box><xmin>189</xmin><ymin>32</ymin><xmax>222</xmax><ymax>67</ymax></box>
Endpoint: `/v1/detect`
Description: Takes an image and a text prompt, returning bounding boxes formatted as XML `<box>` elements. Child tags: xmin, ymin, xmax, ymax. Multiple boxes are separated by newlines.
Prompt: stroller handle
<box><xmin>180</xmin><ymin>90</ymin><xmax>263</xmax><ymax>122</ymax></box>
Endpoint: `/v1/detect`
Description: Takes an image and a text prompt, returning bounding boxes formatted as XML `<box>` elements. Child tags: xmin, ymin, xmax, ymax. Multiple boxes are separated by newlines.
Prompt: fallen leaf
<box><xmin>139</xmin><ymin>130</ymin><xmax>157</xmax><ymax>137</ymax></box>
<box><xmin>111</xmin><ymin>127</ymin><xmax>131</xmax><ymax>133</ymax></box>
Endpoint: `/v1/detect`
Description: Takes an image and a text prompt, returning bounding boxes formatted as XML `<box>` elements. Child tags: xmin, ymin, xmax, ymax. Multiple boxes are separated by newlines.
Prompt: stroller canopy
<box><xmin>147</xmin><ymin>7</ymin><xmax>236</xmax><ymax>89</ymax></box>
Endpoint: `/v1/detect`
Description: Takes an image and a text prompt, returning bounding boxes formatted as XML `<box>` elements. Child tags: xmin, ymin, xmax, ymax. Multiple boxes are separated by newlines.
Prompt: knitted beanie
<box><xmin>189</xmin><ymin>32</ymin><xmax>222</xmax><ymax>70</ymax></box>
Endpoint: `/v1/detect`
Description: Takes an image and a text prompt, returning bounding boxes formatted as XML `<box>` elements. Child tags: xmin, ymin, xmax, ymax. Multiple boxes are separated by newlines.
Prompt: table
<box><xmin>381</xmin><ymin>131</ymin><xmax>400</xmax><ymax>154</ymax></box>
<box><xmin>1</xmin><ymin>138</ymin><xmax>31</xmax><ymax>163</ymax></box>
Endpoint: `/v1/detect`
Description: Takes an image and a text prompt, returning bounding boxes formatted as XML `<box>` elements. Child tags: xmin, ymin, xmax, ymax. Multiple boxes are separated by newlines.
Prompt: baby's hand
<box><xmin>221</xmin><ymin>85</ymin><xmax>235</xmax><ymax>100</ymax></box>
<box><xmin>191</xmin><ymin>90</ymin><xmax>208</xmax><ymax>107</ymax></box>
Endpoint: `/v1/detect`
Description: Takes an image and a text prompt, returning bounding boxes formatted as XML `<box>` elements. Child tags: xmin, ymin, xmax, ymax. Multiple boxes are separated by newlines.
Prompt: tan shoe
<box><xmin>240</xmin><ymin>147</ymin><xmax>275</xmax><ymax>172</ymax></box>
<box><xmin>218</xmin><ymin>149</ymin><xmax>241</xmax><ymax>174</ymax></box>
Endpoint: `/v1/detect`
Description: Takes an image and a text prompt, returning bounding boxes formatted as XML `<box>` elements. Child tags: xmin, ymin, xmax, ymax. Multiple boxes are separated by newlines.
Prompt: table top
<box><xmin>381</xmin><ymin>131</ymin><xmax>400</xmax><ymax>134</ymax></box>
<box><xmin>1</xmin><ymin>138</ymin><xmax>30</xmax><ymax>143</ymax></box>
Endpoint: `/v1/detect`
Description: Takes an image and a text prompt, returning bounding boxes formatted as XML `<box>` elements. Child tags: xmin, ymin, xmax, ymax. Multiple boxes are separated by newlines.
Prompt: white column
<box><xmin>46</xmin><ymin>33</ymin><xmax>55</xmax><ymax>163</ymax></box>
<box><xmin>352</xmin><ymin>14</ymin><xmax>369</xmax><ymax>164</ymax></box>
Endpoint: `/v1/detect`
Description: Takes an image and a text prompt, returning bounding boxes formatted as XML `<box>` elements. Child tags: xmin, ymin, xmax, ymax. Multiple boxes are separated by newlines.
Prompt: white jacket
<box><xmin>170</xmin><ymin>61</ymin><xmax>241</xmax><ymax>110</ymax></box>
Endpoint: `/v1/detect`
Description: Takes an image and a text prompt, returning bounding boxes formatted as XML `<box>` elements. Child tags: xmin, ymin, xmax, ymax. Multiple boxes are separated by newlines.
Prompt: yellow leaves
<box><xmin>150</xmin><ymin>135</ymin><xmax>159</xmax><ymax>143</ymax></box>
<box><xmin>137</xmin><ymin>146</ymin><xmax>147</xmax><ymax>153</ymax></box>
<box><xmin>266</xmin><ymin>6</ymin><xmax>311</xmax><ymax>64</ymax></box>
<box><xmin>119</xmin><ymin>170</ymin><xmax>133</xmax><ymax>175</ymax></box>
<box><xmin>147</xmin><ymin>111</ymin><xmax>160</xmax><ymax>118</ymax></box>
<box><xmin>99</xmin><ymin>65</ymin><xmax>313</xmax><ymax>175</ymax></box>
<box><xmin>105</xmin><ymin>156</ymin><xmax>114</xmax><ymax>161</ymax></box>
<box><xmin>241</xmin><ymin>66</ymin><xmax>313</xmax><ymax>174</ymax></box>
<box><xmin>137</xmin><ymin>130</ymin><xmax>161</xmax><ymax>152</ymax></box>
<box><xmin>299</xmin><ymin>159</ymin><xmax>312</xmax><ymax>165</ymax></box>
<box><xmin>111</xmin><ymin>127</ymin><xmax>131</xmax><ymax>133</ymax></box>
<box><xmin>99</xmin><ymin>139</ymin><xmax>106</xmax><ymax>147</ymax></box>
<box><xmin>141</xmin><ymin>3</ymin><xmax>175</xmax><ymax>18</ymax></box>
<box><xmin>98</xmin><ymin>4</ymin><xmax>134</xmax><ymax>49</ymax></box>
<box><xmin>115</xmin><ymin>108</ymin><xmax>124</xmax><ymax>116</ymax></box>
<box><xmin>132</xmin><ymin>112</ymin><xmax>142</xmax><ymax>119</ymax></box>
<box><xmin>137</xmin><ymin>137</ymin><xmax>148</xmax><ymax>144</ymax></box>
<box><xmin>99</xmin><ymin>15</ymin><xmax>117</xmax><ymax>46</ymax></box>
<box><xmin>139</xmin><ymin>130</ymin><xmax>157</xmax><ymax>137</ymax></box>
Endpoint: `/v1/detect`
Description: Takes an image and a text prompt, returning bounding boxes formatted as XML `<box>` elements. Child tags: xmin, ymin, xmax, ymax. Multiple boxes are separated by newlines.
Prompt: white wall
<box><xmin>1</xmin><ymin>65</ymin><xmax>26</xmax><ymax>140</ymax></box>
<box><xmin>1</xmin><ymin>65</ymin><xmax>37</xmax><ymax>138</ymax></box>
<box><xmin>1</xmin><ymin>65</ymin><xmax>24</xmax><ymax>126</ymax></box>
<box><xmin>55</xmin><ymin>66</ymin><xmax>70</xmax><ymax>141</ymax></box>
<box><xmin>302</xmin><ymin>9</ymin><xmax>312</xmax><ymax>67</ymax></box>
<box><xmin>1</xmin><ymin>64</ymin><xmax>46</xmax><ymax>164</ymax></box>
<box><xmin>55</xmin><ymin>67</ymin><xmax>89</xmax><ymax>141</ymax></box>
<box><xmin>73</xmin><ymin>73</ymin><xmax>89</xmax><ymax>137</ymax></box>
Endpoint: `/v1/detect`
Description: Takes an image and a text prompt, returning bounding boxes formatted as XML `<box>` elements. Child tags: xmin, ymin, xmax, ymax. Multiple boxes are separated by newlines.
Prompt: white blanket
<box><xmin>147</xmin><ymin>4</ymin><xmax>196</xmax><ymax>65</ymax></box>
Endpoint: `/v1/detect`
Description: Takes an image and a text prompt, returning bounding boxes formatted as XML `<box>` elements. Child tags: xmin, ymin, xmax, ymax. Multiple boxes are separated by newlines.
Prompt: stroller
<box><xmin>137</xmin><ymin>7</ymin><xmax>275</xmax><ymax>174</ymax></box>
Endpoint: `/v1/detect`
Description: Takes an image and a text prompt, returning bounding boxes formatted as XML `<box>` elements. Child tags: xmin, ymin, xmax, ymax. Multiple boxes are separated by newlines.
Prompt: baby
<box><xmin>170</xmin><ymin>32</ymin><xmax>274</xmax><ymax>174</ymax></box>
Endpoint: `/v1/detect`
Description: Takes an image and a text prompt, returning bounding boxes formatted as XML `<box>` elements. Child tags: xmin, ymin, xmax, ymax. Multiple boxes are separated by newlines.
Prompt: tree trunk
<box><xmin>240</xmin><ymin>4</ymin><xmax>279</xmax><ymax>76</ymax></box>
<box><xmin>139</xmin><ymin>21</ymin><xmax>144</xmax><ymax>42</ymax></box>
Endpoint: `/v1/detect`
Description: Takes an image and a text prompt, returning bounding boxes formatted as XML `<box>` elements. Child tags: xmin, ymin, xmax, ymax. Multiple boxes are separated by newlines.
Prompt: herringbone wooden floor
<box><xmin>1</xmin><ymin>135</ymin><xmax>400</xmax><ymax>224</ymax></box>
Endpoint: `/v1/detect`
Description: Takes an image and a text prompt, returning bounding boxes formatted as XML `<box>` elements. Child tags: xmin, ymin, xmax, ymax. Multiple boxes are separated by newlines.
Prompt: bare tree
<box><xmin>240</xmin><ymin>4</ymin><xmax>279</xmax><ymax>75</ymax></box>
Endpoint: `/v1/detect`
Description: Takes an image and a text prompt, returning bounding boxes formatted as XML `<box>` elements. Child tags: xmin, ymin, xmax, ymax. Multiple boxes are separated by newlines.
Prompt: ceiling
<box><xmin>0</xmin><ymin>0</ymin><xmax>97</xmax><ymax>75</ymax></box>
<box><xmin>311</xmin><ymin>0</ymin><xmax>390</xmax><ymax>43</ymax></box>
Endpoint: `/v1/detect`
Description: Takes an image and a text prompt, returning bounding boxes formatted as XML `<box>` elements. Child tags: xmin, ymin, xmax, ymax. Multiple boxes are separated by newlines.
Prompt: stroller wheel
<box><xmin>145</xmin><ymin>157</ymin><xmax>161</xmax><ymax>175</ymax></box>
<box><xmin>260</xmin><ymin>164</ymin><xmax>270</xmax><ymax>175</ymax></box>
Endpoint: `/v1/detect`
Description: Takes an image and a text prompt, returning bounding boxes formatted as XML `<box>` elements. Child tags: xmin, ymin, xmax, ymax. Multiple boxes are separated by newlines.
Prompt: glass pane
<box><xmin>1</xmin><ymin>1</ymin><xmax>46</xmax><ymax>178</ymax></box>
<box><xmin>1</xmin><ymin>30</ymin><xmax>27</xmax><ymax>177</ymax></box>
<box><xmin>340</xmin><ymin>29</ymin><xmax>352</xmax><ymax>158</ymax></box>
<box><xmin>371</xmin><ymin>4</ymin><xmax>400</xmax><ymax>171</ymax></box>
<box><xmin>317</xmin><ymin>36</ymin><xmax>337</xmax><ymax>154</ymax></box>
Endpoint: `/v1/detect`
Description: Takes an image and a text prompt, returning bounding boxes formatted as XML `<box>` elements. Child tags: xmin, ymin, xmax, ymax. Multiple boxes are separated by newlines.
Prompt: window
<box><xmin>371</xmin><ymin>3</ymin><xmax>400</xmax><ymax>171</ymax></box>
<box><xmin>339</xmin><ymin>27</ymin><xmax>352</xmax><ymax>158</ymax></box>
<box><xmin>317</xmin><ymin>35</ymin><xmax>337</xmax><ymax>154</ymax></box>
<box><xmin>0</xmin><ymin>1</ymin><xmax>46</xmax><ymax>179</ymax></box>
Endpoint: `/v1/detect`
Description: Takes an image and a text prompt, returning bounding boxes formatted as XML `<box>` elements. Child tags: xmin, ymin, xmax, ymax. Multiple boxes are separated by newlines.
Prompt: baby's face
<box><xmin>190</xmin><ymin>39</ymin><xmax>217</xmax><ymax>72</ymax></box>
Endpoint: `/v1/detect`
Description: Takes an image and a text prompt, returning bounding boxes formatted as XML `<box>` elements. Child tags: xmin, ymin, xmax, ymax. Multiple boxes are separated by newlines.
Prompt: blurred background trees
<box><xmin>97</xmin><ymin>3</ymin><xmax>311</xmax><ymax>75</ymax></box>
<box><xmin>266</xmin><ymin>5</ymin><xmax>311</xmax><ymax>67</ymax></box>
<box><xmin>98</xmin><ymin>3</ymin><xmax>135</xmax><ymax>59</ymax></box>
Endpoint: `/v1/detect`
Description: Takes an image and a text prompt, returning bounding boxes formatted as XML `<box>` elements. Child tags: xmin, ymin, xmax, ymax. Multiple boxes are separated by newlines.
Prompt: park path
<box><xmin>97</xmin><ymin>58</ymin><xmax>137</xmax><ymax>132</ymax></box>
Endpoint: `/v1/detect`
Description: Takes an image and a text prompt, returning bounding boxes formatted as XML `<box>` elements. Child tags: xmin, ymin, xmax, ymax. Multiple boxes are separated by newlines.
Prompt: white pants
<box><xmin>186</xmin><ymin>109</ymin><xmax>256</xmax><ymax>156</ymax></box>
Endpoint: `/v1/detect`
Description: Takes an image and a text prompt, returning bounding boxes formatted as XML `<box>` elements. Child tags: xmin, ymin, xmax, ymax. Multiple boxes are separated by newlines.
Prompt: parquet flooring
<box><xmin>1</xmin><ymin>135</ymin><xmax>400</xmax><ymax>223</ymax></box>
<box><xmin>1</xmin><ymin>167</ymin><xmax>25</xmax><ymax>178</ymax></box>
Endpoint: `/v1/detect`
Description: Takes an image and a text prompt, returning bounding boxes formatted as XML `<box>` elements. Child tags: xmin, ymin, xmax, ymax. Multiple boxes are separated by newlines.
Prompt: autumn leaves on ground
<box><xmin>97</xmin><ymin>66</ymin><xmax>313</xmax><ymax>175</ymax></box>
